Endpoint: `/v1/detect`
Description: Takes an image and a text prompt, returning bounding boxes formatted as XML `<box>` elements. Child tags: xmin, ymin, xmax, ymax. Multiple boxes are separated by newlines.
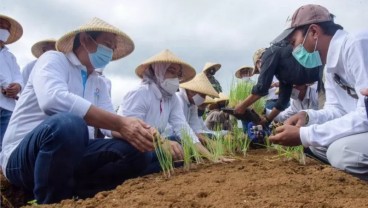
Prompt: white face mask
<box><xmin>290</xmin><ymin>88</ymin><xmax>300</xmax><ymax>100</ymax></box>
<box><xmin>192</xmin><ymin>93</ymin><xmax>205</xmax><ymax>106</ymax></box>
<box><xmin>0</xmin><ymin>29</ymin><xmax>10</xmax><ymax>43</ymax></box>
<box><xmin>161</xmin><ymin>78</ymin><xmax>179</xmax><ymax>95</ymax></box>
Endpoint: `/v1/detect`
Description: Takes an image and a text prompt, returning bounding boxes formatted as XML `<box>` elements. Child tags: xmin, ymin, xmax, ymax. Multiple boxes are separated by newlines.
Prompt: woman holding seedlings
<box><xmin>118</xmin><ymin>49</ymin><xmax>231</xmax><ymax>175</ymax></box>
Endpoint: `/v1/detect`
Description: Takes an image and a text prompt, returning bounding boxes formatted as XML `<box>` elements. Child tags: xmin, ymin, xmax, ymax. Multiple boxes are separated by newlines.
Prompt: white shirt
<box><xmin>22</xmin><ymin>59</ymin><xmax>37</xmax><ymax>86</ymax></box>
<box><xmin>1</xmin><ymin>51</ymin><xmax>114</xmax><ymax>175</ymax></box>
<box><xmin>0</xmin><ymin>46</ymin><xmax>23</xmax><ymax>111</ymax></box>
<box><xmin>267</xmin><ymin>84</ymin><xmax>318</xmax><ymax>122</ymax></box>
<box><xmin>175</xmin><ymin>88</ymin><xmax>203</xmax><ymax>134</ymax></box>
<box><xmin>98</xmin><ymin>74</ymin><xmax>112</xmax><ymax>97</ymax></box>
<box><xmin>118</xmin><ymin>83</ymin><xmax>199</xmax><ymax>143</ymax></box>
<box><xmin>300</xmin><ymin>30</ymin><xmax>368</xmax><ymax>147</ymax></box>
<box><xmin>265</xmin><ymin>77</ymin><xmax>279</xmax><ymax>101</ymax></box>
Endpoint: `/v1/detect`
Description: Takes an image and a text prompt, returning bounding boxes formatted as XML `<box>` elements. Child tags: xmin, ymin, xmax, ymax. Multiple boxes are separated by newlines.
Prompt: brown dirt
<box><xmin>2</xmin><ymin>148</ymin><xmax>368</xmax><ymax>208</ymax></box>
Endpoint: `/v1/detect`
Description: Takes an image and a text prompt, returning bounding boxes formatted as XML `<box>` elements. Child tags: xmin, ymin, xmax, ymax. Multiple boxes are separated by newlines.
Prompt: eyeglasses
<box><xmin>333</xmin><ymin>73</ymin><xmax>358</xmax><ymax>99</ymax></box>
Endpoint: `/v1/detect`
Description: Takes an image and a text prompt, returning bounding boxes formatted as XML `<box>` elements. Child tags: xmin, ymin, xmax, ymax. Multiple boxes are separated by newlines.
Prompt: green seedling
<box><xmin>153</xmin><ymin>131</ymin><xmax>174</xmax><ymax>177</ymax></box>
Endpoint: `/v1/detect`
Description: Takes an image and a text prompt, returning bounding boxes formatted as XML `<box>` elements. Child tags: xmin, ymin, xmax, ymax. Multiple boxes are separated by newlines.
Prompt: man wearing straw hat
<box><xmin>22</xmin><ymin>39</ymin><xmax>56</xmax><ymax>84</ymax></box>
<box><xmin>1</xmin><ymin>18</ymin><xmax>155</xmax><ymax>204</ymax></box>
<box><xmin>202</xmin><ymin>62</ymin><xmax>223</xmax><ymax>93</ymax></box>
<box><xmin>0</xmin><ymin>14</ymin><xmax>23</xmax><ymax>152</ymax></box>
<box><xmin>205</xmin><ymin>92</ymin><xmax>233</xmax><ymax>132</ymax></box>
<box><xmin>176</xmin><ymin>72</ymin><xmax>221</xmax><ymax>142</ymax></box>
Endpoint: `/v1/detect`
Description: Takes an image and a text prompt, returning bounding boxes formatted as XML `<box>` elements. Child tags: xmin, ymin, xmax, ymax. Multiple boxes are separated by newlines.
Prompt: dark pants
<box><xmin>0</xmin><ymin>108</ymin><xmax>12</xmax><ymax>152</ymax></box>
<box><xmin>5</xmin><ymin>113</ymin><xmax>150</xmax><ymax>204</ymax></box>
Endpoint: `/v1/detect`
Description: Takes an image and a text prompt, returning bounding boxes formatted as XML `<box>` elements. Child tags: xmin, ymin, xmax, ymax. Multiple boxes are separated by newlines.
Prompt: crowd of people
<box><xmin>0</xmin><ymin>4</ymin><xmax>367</xmax><ymax>205</ymax></box>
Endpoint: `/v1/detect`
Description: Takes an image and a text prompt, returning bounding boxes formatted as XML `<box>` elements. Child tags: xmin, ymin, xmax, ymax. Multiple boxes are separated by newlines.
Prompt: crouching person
<box><xmin>0</xmin><ymin>18</ymin><xmax>154</xmax><ymax>204</ymax></box>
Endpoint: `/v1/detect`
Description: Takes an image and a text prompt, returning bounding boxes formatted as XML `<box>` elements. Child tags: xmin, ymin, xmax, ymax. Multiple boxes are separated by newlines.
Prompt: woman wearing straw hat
<box><xmin>119</xmin><ymin>50</ymin><xmax>231</xmax><ymax>174</ymax></box>
<box><xmin>0</xmin><ymin>14</ymin><xmax>23</xmax><ymax>152</ymax></box>
<box><xmin>202</xmin><ymin>62</ymin><xmax>223</xmax><ymax>93</ymax></box>
<box><xmin>1</xmin><ymin>18</ymin><xmax>154</xmax><ymax>204</ymax></box>
<box><xmin>22</xmin><ymin>39</ymin><xmax>56</xmax><ymax>84</ymax></box>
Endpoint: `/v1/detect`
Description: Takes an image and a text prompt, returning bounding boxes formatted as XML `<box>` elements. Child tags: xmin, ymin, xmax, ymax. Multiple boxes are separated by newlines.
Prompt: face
<box><xmin>164</xmin><ymin>64</ymin><xmax>182</xmax><ymax>79</ymax></box>
<box><xmin>288</xmin><ymin>24</ymin><xmax>320</xmax><ymax>52</ymax></box>
<box><xmin>0</xmin><ymin>18</ymin><xmax>11</xmax><ymax>31</ymax></box>
<box><xmin>240</xmin><ymin>69</ymin><xmax>251</xmax><ymax>78</ymax></box>
<box><xmin>82</xmin><ymin>32</ymin><xmax>117</xmax><ymax>53</ymax></box>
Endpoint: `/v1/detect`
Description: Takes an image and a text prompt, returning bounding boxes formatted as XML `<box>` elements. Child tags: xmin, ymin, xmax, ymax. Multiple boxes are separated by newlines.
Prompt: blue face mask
<box><xmin>86</xmin><ymin>36</ymin><xmax>113</xmax><ymax>69</ymax></box>
<box><xmin>292</xmin><ymin>29</ymin><xmax>322</xmax><ymax>69</ymax></box>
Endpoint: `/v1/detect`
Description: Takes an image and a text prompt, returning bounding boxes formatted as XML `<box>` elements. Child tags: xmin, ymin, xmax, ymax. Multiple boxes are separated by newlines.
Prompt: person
<box><xmin>202</xmin><ymin>62</ymin><xmax>223</xmax><ymax>93</ymax></box>
<box><xmin>266</xmin><ymin>83</ymin><xmax>318</xmax><ymax>123</ymax></box>
<box><xmin>176</xmin><ymin>72</ymin><xmax>220</xmax><ymax>143</ymax></box>
<box><xmin>205</xmin><ymin>92</ymin><xmax>233</xmax><ymax>131</ymax></box>
<box><xmin>118</xmin><ymin>49</ymin><xmax>231</xmax><ymax>175</ymax></box>
<box><xmin>235</xmin><ymin>66</ymin><xmax>253</xmax><ymax>81</ymax></box>
<box><xmin>22</xmin><ymin>39</ymin><xmax>56</xmax><ymax>85</ymax></box>
<box><xmin>269</xmin><ymin>4</ymin><xmax>368</xmax><ymax>180</ymax></box>
<box><xmin>1</xmin><ymin>17</ymin><xmax>155</xmax><ymax>204</ymax></box>
<box><xmin>234</xmin><ymin>42</ymin><xmax>320</xmax><ymax>126</ymax></box>
<box><xmin>0</xmin><ymin>14</ymin><xmax>23</xmax><ymax>152</ymax></box>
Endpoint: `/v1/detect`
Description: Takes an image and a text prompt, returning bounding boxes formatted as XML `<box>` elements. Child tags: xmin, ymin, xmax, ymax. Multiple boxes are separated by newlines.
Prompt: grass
<box><xmin>180</xmin><ymin>129</ymin><xmax>203</xmax><ymax>171</ymax></box>
<box><xmin>153</xmin><ymin>131</ymin><xmax>174</xmax><ymax>178</ymax></box>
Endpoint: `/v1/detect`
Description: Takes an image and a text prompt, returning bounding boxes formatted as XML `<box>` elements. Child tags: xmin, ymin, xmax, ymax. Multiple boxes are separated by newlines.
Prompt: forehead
<box><xmin>168</xmin><ymin>63</ymin><xmax>181</xmax><ymax>71</ymax></box>
<box><xmin>95</xmin><ymin>32</ymin><xmax>117</xmax><ymax>46</ymax></box>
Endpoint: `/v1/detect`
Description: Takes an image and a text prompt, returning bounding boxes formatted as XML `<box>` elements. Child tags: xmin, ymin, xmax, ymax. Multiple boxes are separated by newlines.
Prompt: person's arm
<box><xmin>234</xmin><ymin>94</ymin><xmax>261</xmax><ymax>114</ymax></box>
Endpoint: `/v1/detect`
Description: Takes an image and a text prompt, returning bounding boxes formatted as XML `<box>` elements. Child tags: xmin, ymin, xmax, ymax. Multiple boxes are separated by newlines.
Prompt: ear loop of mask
<box><xmin>302</xmin><ymin>27</ymin><xmax>318</xmax><ymax>52</ymax></box>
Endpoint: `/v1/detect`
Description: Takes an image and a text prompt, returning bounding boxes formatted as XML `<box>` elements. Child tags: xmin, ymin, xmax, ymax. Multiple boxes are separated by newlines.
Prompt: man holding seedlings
<box><xmin>1</xmin><ymin>18</ymin><xmax>155</xmax><ymax>204</ymax></box>
<box><xmin>269</xmin><ymin>4</ymin><xmax>368</xmax><ymax>180</ymax></box>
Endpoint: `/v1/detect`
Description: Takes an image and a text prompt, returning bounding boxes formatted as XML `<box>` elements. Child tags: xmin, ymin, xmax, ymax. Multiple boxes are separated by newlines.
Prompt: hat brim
<box><xmin>56</xmin><ymin>18</ymin><xmax>134</xmax><ymax>61</ymax></box>
<box><xmin>271</xmin><ymin>28</ymin><xmax>294</xmax><ymax>44</ymax></box>
<box><xmin>235</xmin><ymin>66</ymin><xmax>253</xmax><ymax>79</ymax></box>
<box><xmin>180</xmin><ymin>73</ymin><xmax>219</xmax><ymax>98</ymax></box>
<box><xmin>0</xmin><ymin>15</ymin><xmax>23</xmax><ymax>44</ymax></box>
<box><xmin>202</xmin><ymin>63</ymin><xmax>221</xmax><ymax>73</ymax></box>
<box><xmin>31</xmin><ymin>40</ymin><xmax>56</xmax><ymax>58</ymax></box>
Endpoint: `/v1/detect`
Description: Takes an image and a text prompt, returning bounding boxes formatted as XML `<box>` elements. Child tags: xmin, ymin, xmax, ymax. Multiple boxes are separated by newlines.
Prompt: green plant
<box><xmin>153</xmin><ymin>132</ymin><xmax>174</xmax><ymax>177</ymax></box>
<box><xmin>180</xmin><ymin>129</ymin><xmax>203</xmax><ymax>171</ymax></box>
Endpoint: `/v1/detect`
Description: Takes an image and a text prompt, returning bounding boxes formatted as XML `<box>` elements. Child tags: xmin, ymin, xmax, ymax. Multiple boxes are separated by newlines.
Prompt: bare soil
<box><xmin>2</xmin><ymin>148</ymin><xmax>368</xmax><ymax>208</ymax></box>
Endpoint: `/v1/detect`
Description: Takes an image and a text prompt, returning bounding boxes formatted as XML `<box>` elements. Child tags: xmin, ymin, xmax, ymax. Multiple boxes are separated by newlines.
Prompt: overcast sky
<box><xmin>1</xmin><ymin>0</ymin><xmax>367</xmax><ymax>107</ymax></box>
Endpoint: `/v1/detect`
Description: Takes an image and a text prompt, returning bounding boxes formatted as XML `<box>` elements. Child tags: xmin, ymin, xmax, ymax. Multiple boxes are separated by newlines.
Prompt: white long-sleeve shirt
<box><xmin>300</xmin><ymin>30</ymin><xmax>368</xmax><ymax>147</ymax></box>
<box><xmin>0</xmin><ymin>46</ymin><xmax>23</xmax><ymax>111</ymax></box>
<box><xmin>118</xmin><ymin>83</ymin><xmax>199</xmax><ymax>143</ymax></box>
<box><xmin>1</xmin><ymin>51</ymin><xmax>114</xmax><ymax>175</ymax></box>
<box><xmin>267</xmin><ymin>84</ymin><xmax>318</xmax><ymax>122</ymax></box>
<box><xmin>175</xmin><ymin>88</ymin><xmax>203</xmax><ymax>134</ymax></box>
<box><xmin>21</xmin><ymin>59</ymin><xmax>37</xmax><ymax>86</ymax></box>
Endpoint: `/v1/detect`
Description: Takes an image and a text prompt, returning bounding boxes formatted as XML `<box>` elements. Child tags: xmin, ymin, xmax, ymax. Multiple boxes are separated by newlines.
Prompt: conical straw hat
<box><xmin>31</xmin><ymin>39</ymin><xmax>56</xmax><ymax>58</ymax></box>
<box><xmin>180</xmin><ymin>72</ymin><xmax>219</xmax><ymax>98</ymax></box>
<box><xmin>202</xmin><ymin>62</ymin><xmax>221</xmax><ymax>73</ymax></box>
<box><xmin>214</xmin><ymin>92</ymin><xmax>229</xmax><ymax>103</ymax></box>
<box><xmin>0</xmin><ymin>14</ymin><xmax>23</xmax><ymax>44</ymax></box>
<box><xmin>135</xmin><ymin>49</ymin><xmax>196</xmax><ymax>83</ymax></box>
<box><xmin>203</xmin><ymin>96</ymin><xmax>216</xmax><ymax>105</ymax></box>
<box><xmin>56</xmin><ymin>17</ymin><xmax>134</xmax><ymax>60</ymax></box>
<box><xmin>235</xmin><ymin>66</ymin><xmax>253</xmax><ymax>78</ymax></box>
<box><xmin>252</xmin><ymin>48</ymin><xmax>266</xmax><ymax>74</ymax></box>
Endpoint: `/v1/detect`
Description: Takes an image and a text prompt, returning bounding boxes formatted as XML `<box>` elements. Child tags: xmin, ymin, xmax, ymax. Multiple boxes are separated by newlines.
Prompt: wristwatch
<box><xmin>304</xmin><ymin>112</ymin><xmax>309</xmax><ymax>125</ymax></box>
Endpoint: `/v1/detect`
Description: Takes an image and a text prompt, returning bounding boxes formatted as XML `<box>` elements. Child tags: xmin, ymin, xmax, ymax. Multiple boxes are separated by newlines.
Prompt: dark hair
<box><xmin>72</xmin><ymin>31</ymin><xmax>102</xmax><ymax>52</ymax></box>
<box><xmin>297</xmin><ymin>14</ymin><xmax>343</xmax><ymax>36</ymax></box>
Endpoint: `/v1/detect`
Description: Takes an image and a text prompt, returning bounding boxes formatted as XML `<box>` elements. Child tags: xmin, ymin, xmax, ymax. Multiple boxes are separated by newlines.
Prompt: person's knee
<box><xmin>327</xmin><ymin>142</ymin><xmax>360</xmax><ymax>171</ymax></box>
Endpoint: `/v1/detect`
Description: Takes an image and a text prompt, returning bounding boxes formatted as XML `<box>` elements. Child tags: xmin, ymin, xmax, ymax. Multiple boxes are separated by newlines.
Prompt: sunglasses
<box><xmin>333</xmin><ymin>73</ymin><xmax>358</xmax><ymax>99</ymax></box>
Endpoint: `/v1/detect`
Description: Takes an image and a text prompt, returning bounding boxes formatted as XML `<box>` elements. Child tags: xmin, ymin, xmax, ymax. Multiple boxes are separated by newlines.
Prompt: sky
<box><xmin>1</xmin><ymin>0</ymin><xmax>367</xmax><ymax>108</ymax></box>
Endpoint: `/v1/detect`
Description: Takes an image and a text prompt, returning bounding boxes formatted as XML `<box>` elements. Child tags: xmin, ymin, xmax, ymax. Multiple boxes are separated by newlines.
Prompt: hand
<box><xmin>163</xmin><ymin>140</ymin><xmax>184</xmax><ymax>162</ymax></box>
<box><xmin>360</xmin><ymin>88</ymin><xmax>368</xmax><ymax>96</ymax></box>
<box><xmin>234</xmin><ymin>104</ymin><xmax>245</xmax><ymax>115</ymax></box>
<box><xmin>197</xmin><ymin>134</ymin><xmax>211</xmax><ymax>145</ymax></box>
<box><xmin>259</xmin><ymin>116</ymin><xmax>270</xmax><ymax>127</ymax></box>
<box><xmin>4</xmin><ymin>83</ymin><xmax>21</xmax><ymax>98</ymax></box>
<box><xmin>270</xmin><ymin>82</ymin><xmax>279</xmax><ymax>88</ymax></box>
<box><xmin>268</xmin><ymin>124</ymin><xmax>302</xmax><ymax>146</ymax></box>
<box><xmin>284</xmin><ymin>111</ymin><xmax>307</xmax><ymax>127</ymax></box>
<box><xmin>118</xmin><ymin>117</ymin><xmax>154</xmax><ymax>152</ymax></box>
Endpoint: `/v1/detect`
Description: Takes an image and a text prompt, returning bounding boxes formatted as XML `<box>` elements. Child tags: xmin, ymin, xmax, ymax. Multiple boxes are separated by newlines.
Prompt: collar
<box><xmin>0</xmin><ymin>45</ymin><xmax>8</xmax><ymax>53</ymax></box>
<box><xmin>66</xmin><ymin>52</ymin><xmax>88</xmax><ymax>72</ymax></box>
<box><xmin>326</xmin><ymin>29</ymin><xmax>347</xmax><ymax>73</ymax></box>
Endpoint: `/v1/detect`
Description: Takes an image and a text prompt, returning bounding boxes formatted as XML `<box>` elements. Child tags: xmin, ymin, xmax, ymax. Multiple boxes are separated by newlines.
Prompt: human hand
<box><xmin>3</xmin><ymin>83</ymin><xmax>21</xmax><ymax>98</ymax></box>
<box><xmin>360</xmin><ymin>88</ymin><xmax>368</xmax><ymax>96</ymax></box>
<box><xmin>268</xmin><ymin>124</ymin><xmax>302</xmax><ymax>146</ymax></box>
<box><xmin>163</xmin><ymin>140</ymin><xmax>184</xmax><ymax>161</ymax></box>
<box><xmin>234</xmin><ymin>104</ymin><xmax>246</xmax><ymax>115</ymax></box>
<box><xmin>284</xmin><ymin>111</ymin><xmax>307</xmax><ymax>127</ymax></box>
<box><xmin>212</xmin><ymin>156</ymin><xmax>235</xmax><ymax>163</ymax></box>
<box><xmin>118</xmin><ymin>117</ymin><xmax>154</xmax><ymax>152</ymax></box>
